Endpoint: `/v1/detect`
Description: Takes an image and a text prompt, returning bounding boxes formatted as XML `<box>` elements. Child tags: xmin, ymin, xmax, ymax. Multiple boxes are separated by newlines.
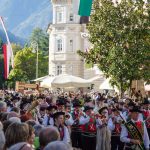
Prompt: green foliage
<box><xmin>9</xmin><ymin>46</ymin><xmax>48</xmax><ymax>82</ymax></box>
<box><xmin>8</xmin><ymin>28</ymin><xmax>49</xmax><ymax>87</ymax></box>
<box><xmin>11</xmin><ymin>43</ymin><xmax>22</xmax><ymax>55</ymax></box>
<box><xmin>78</xmin><ymin>0</ymin><xmax>150</xmax><ymax>94</ymax></box>
<box><xmin>30</xmin><ymin>27</ymin><xmax>49</xmax><ymax>55</ymax></box>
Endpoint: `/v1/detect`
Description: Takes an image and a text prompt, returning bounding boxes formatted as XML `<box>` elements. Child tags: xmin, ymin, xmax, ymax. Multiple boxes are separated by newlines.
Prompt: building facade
<box><xmin>47</xmin><ymin>0</ymin><xmax>85</xmax><ymax>78</ymax></box>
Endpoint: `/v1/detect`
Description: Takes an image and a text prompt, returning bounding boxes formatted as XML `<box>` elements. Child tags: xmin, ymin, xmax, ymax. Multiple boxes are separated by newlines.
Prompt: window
<box><xmin>57</xmin><ymin>39</ymin><xmax>63</xmax><ymax>52</ymax></box>
<box><xmin>57</xmin><ymin>12</ymin><xmax>62</xmax><ymax>22</ymax></box>
<box><xmin>68</xmin><ymin>64</ymin><xmax>73</xmax><ymax>74</ymax></box>
<box><xmin>69</xmin><ymin>14</ymin><xmax>74</xmax><ymax>21</ymax></box>
<box><xmin>56</xmin><ymin>7</ymin><xmax>63</xmax><ymax>23</ymax></box>
<box><xmin>69</xmin><ymin>40</ymin><xmax>73</xmax><ymax>51</ymax></box>
<box><xmin>56</xmin><ymin>65</ymin><xmax>62</xmax><ymax>75</ymax></box>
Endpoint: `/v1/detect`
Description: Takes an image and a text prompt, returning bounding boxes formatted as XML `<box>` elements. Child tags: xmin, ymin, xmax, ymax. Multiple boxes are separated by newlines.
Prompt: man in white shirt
<box><xmin>120</xmin><ymin>106</ymin><xmax>150</xmax><ymax>150</ymax></box>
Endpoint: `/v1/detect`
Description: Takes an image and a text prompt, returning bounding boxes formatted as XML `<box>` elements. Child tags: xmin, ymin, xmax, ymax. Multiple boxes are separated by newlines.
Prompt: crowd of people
<box><xmin>0</xmin><ymin>89</ymin><xmax>149</xmax><ymax>150</ymax></box>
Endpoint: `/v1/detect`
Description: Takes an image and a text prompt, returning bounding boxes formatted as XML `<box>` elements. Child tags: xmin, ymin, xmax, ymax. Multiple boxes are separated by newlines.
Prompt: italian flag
<box><xmin>0</xmin><ymin>16</ymin><xmax>14</xmax><ymax>79</ymax></box>
<box><xmin>73</xmin><ymin>0</ymin><xmax>93</xmax><ymax>16</ymax></box>
<box><xmin>2</xmin><ymin>44</ymin><xmax>11</xmax><ymax>79</ymax></box>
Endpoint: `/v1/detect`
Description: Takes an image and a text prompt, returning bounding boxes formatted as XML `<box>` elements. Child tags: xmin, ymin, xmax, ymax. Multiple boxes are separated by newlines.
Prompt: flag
<box><xmin>73</xmin><ymin>0</ymin><xmax>93</xmax><ymax>16</ymax></box>
<box><xmin>2</xmin><ymin>44</ymin><xmax>10</xmax><ymax>79</ymax></box>
<box><xmin>0</xmin><ymin>16</ymin><xmax>14</xmax><ymax>79</ymax></box>
<box><xmin>0</xmin><ymin>16</ymin><xmax>14</xmax><ymax>68</ymax></box>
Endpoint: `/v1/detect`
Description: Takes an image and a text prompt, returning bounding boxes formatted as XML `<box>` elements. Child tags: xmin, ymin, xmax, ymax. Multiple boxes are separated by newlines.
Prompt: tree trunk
<box><xmin>120</xmin><ymin>81</ymin><xmax>123</xmax><ymax>98</ymax></box>
<box><xmin>128</xmin><ymin>79</ymin><xmax>133</xmax><ymax>97</ymax></box>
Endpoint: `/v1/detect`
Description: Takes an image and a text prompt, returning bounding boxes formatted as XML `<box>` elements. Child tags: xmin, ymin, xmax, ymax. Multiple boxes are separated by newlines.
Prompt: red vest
<box><xmin>81</xmin><ymin>117</ymin><xmax>96</xmax><ymax>133</ymax></box>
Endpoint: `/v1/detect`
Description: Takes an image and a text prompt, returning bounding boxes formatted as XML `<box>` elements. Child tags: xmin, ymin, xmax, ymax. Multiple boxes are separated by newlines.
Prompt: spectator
<box><xmin>28</xmin><ymin>125</ymin><xmax>35</xmax><ymax>147</ymax></box>
<box><xmin>4</xmin><ymin>122</ymin><xmax>29</xmax><ymax>149</ymax></box>
<box><xmin>26</xmin><ymin>120</ymin><xmax>37</xmax><ymax>127</ymax></box>
<box><xmin>11</xmin><ymin>107</ymin><xmax>20</xmax><ymax>114</ymax></box>
<box><xmin>0</xmin><ymin>101</ymin><xmax>7</xmax><ymax>113</ymax></box>
<box><xmin>39</xmin><ymin>127</ymin><xmax>60</xmax><ymax>150</ymax></box>
<box><xmin>7</xmin><ymin>111</ymin><xmax>19</xmax><ymax>120</ymax></box>
<box><xmin>33</xmin><ymin>124</ymin><xmax>43</xmax><ymax>149</ymax></box>
<box><xmin>2</xmin><ymin>120</ymin><xmax>13</xmax><ymax>134</ymax></box>
<box><xmin>44</xmin><ymin>141</ymin><xmax>73</xmax><ymax>150</ymax></box>
<box><xmin>8</xmin><ymin>142</ymin><xmax>33</xmax><ymax>150</ymax></box>
<box><xmin>9</xmin><ymin>117</ymin><xmax>21</xmax><ymax>123</ymax></box>
<box><xmin>0</xmin><ymin>121</ymin><xmax>5</xmax><ymax>150</ymax></box>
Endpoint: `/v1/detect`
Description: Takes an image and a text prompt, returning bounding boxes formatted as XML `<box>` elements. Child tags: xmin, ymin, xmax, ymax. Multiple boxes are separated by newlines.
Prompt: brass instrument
<box><xmin>20</xmin><ymin>100</ymin><xmax>40</xmax><ymax>121</ymax></box>
<box><xmin>26</xmin><ymin>100</ymin><xmax>40</xmax><ymax>113</ymax></box>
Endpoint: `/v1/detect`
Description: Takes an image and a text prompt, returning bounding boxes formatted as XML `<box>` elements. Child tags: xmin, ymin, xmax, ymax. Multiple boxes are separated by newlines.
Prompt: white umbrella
<box><xmin>40</xmin><ymin>76</ymin><xmax>55</xmax><ymax>88</ymax></box>
<box><xmin>144</xmin><ymin>84</ymin><xmax>150</xmax><ymax>91</ymax></box>
<box><xmin>51</xmin><ymin>74</ymin><xmax>91</xmax><ymax>88</ymax></box>
<box><xmin>99</xmin><ymin>78</ymin><xmax>118</xmax><ymax>91</ymax></box>
<box><xmin>32</xmin><ymin>75</ymin><xmax>54</xmax><ymax>82</ymax></box>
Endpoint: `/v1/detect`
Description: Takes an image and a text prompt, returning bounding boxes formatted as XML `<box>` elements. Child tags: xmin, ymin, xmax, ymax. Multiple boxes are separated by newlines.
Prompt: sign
<box><xmin>16</xmin><ymin>82</ymin><xmax>38</xmax><ymax>91</ymax></box>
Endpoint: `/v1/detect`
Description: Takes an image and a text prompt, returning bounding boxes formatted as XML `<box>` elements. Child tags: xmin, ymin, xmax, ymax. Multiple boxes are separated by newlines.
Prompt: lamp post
<box><xmin>31</xmin><ymin>41</ymin><xmax>39</xmax><ymax>79</ymax></box>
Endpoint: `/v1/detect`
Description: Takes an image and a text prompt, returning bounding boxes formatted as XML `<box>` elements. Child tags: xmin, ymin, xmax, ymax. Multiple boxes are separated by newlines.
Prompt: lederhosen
<box><xmin>111</xmin><ymin>118</ymin><xmax>124</xmax><ymax>150</ymax></box>
<box><xmin>123</xmin><ymin>120</ymin><xmax>144</xmax><ymax>150</ymax></box>
<box><xmin>71</xmin><ymin>112</ymin><xmax>82</xmax><ymax>148</ymax></box>
<box><xmin>81</xmin><ymin>116</ymin><xmax>96</xmax><ymax>150</ymax></box>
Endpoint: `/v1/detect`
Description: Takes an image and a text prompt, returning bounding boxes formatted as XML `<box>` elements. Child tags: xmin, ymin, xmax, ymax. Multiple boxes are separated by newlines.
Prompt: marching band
<box><xmin>0</xmin><ymin>90</ymin><xmax>149</xmax><ymax>150</ymax></box>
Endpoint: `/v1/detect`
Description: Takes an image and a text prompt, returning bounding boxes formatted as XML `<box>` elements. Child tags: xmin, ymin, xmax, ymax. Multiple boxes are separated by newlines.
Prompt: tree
<box><xmin>11</xmin><ymin>43</ymin><xmax>22</xmax><ymax>55</ymax></box>
<box><xmin>9</xmin><ymin>46</ymin><xmax>48</xmax><ymax>84</ymax></box>
<box><xmin>30</xmin><ymin>28</ymin><xmax>49</xmax><ymax>55</ymax></box>
<box><xmin>78</xmin><ymin>0</ymin><xmax>150</xmax><ymax>96</ymax></box>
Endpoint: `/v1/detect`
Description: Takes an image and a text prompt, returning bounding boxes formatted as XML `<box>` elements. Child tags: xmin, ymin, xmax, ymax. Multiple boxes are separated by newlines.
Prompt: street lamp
<box><xmin>31</xmin><ymin>41</ymin><xmax>39</xmax><ymax>79</ymax></box>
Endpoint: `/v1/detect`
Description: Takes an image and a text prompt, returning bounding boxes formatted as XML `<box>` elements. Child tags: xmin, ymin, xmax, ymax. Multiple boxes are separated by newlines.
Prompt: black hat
<box><xmin>98</xmin><ymin>107</ymin><xmax>108</xmax><ymax>114</ymax></box>
<box><xmin>142</xmin><ymin>98</ymin><xmax>150</xmax><ymax>105</ymax></box>
<box><xmin>56</xmin><ymin>97</ymin><xmax>66</xmax><ymax>106</ymax></box>
<box><xmin>72</xmin><ymin>99</ymin><xmax>82</xmax><ymax>107</ymax></box>
<box><xmin>84</xmin><ymin>96</ymin><xmax>92</xmax><ymax>103</ymax></box>
<box><xmin>53</xmin><ymin>112</ymin><xmax>65</xmax><ymax>119</ymax></box>
<box><xmin>84</xmin><ymin>106</ymin><xmax>94</xmax><ymax>112</ymax></box>
<box><xmin>128</xmin><ymin>101</ymin><xmax>135</xmax><ymax>107</ymax></box>
<box><xmin>130</xmin><ymin>106</ymin><xmax>142</xmax><ymax>113</ymax></box>
<box><xmin>46</xmin><ymin>105</ymin><xmax>57</xmax><ymax>111</ymax></box>
<box><xmin>111</xmin><ymin>108</ymin><xmax>118</xmax><ymax>112</ymax></box>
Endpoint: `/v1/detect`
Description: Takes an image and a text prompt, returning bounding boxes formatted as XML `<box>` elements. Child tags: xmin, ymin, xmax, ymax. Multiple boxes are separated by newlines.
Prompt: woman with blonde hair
<box><xmin>4</xmin><ymin>122</ymin><xmax>30</xmax><ymax>149</ymax></box>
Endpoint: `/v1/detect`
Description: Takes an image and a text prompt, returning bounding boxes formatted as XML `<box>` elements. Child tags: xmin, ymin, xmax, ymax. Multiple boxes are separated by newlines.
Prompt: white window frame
<box><xmin>69</xmin><ymin>39</ymin><xmax>73</xmax><ymax>52</ymax></box>
<box><xmin>56</xmin><ymin>64</ymin><xmax>62</xmax><ymax>75</ymax></box>
<box><xmin>56</xmin><ymin>39</ymin><xmax>63</xmax><ymax>52</ymax></box>
<box><xmin>56</xmin><ymin>7</ymin><xmax>63</xmax><ymax>23</ymax></box>
<box><xmin>69</xmin><ymin>13</ymin><xmax>74</xmax><ymax>22</ymax></box>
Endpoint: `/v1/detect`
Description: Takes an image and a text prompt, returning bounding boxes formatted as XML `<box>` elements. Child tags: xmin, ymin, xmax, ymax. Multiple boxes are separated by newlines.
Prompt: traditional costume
<box><xmin>96</xmin><ymin>107</ymin><xmax>111</xmax><ymax>150</ymax></box>
<box><xmin>53</xmin><ymin>112</ymin><xmax>70</xmax><ymax>144</ymax></box>
<box><xmin>80</xmin><ymin>106</ymin><xmax>97</xmax><ymax>150</ymax></box>
<box><xmin>108</xmin><ymin>108</ymin><xmax>124</xmax><ymax>150</ymax></box>
<box><xmin>120</xmin><ymin>106</ymin><xmax>150</xmax><ymax>150</ymax></box>
<box><xmin>142</xmin><ymin>99</ymin><xmax>150</xmax><ymax>137</ymax></box>
<box><xmin>42</xmin><ymin>105</ymin><xmax>57</xmax><ymax>126</ymax></box>
<box><xmin>71</xmin><ymin>99</ymin><xmax>83</xmax><ymax>149</ymax></box>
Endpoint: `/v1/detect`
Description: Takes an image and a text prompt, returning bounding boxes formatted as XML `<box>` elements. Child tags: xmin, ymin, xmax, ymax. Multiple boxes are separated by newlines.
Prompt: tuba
<box><xmin>20</xmin><ymin>100</ymin><xmax>40</xmax><ymax>122</ymax></box>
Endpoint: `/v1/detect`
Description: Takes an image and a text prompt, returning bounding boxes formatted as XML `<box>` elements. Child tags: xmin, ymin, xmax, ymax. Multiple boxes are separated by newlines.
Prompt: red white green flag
<box><xmin>73</xmin><ymin>0</ymin><xmax>93</xmax><ymax>16</ymax></box>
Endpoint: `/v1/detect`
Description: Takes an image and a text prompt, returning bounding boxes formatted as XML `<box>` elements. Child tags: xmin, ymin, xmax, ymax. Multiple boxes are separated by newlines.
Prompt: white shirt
<box><xmin>42</xmin><ymin>114</ymin><xmax>54</xmax><ymax>126</ymax></box>
<box><xmin>120</xmin><ymin>119</ymin><xmax>150</xmax><ymax>149</ymax></box>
